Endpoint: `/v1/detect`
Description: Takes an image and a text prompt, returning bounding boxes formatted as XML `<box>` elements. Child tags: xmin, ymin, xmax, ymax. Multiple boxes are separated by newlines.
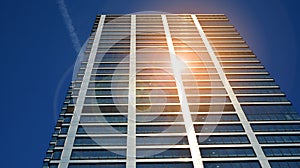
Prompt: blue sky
<box><xmin>0</xmin><ymin>0</ymin><xmax>300</xmax><ymax>167</ymax></box>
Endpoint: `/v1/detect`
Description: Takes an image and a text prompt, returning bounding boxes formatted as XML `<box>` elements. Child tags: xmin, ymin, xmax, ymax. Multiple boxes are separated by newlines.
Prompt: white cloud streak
<box><xmin>57</xmin><ymin>0</ymin><xmax>81</xmax><ymax>53</ymax></box>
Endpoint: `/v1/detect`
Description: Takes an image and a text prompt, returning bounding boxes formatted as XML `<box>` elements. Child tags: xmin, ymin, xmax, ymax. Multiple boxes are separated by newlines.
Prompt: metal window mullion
<box><xmin>162</xmin><ymin>15</ymin><xmax>204</xmax><ymax>168</ymax></box>
<box><xmin>126</xmin><ymin>15</ymin><xmax>136</xmax><ymax>168</ymax></box>
<box><xmin>58</xmin><ymin>15</ymin><xmax>106</xmax><ymax>168</ymax></box>
<box><xmin>191</xmin><ymin>14</ymin><xmax>270</xmax><ymax>168</ymax></box>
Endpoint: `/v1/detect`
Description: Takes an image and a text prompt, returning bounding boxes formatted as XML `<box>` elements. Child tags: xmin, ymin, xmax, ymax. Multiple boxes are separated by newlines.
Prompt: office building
<box><xmin>43</xmin><ymin>14</ymin><xmax>300</xmax><ymax>168</ymax></box>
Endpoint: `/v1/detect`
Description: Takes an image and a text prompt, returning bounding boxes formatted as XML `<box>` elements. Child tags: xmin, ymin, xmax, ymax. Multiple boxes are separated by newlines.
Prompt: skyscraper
<box><xmin>43</xmin><ymin>14</ymin><xmax>300</xmax><ymax>168</ymax></box>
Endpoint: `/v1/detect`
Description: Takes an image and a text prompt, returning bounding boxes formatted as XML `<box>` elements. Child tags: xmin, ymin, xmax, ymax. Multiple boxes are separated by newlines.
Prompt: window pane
<box><xmin>71</xmin><ymin>149</ymin><xmax>126</xmax><ymax>160</ymax></box>
<box><xmin>201</xmin><ymin>148</ymin><xmax>255</xmax><ymax>158</ymax></box>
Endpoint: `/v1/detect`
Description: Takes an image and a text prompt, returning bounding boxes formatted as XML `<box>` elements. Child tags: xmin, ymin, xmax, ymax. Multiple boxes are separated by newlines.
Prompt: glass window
<box><xmin>74</xmin><ymin>137</ymin><xmax>127</xmax><ymax>146</ymax></box>
<box><xmin>136</xmin><ymin>53</ymin><xmax>170</xmax><ymax>61</ymax></box>
<box><xmin>52</xmin><ymin>150</ymin><xmax>62</xmax><ymax>160</ymax></box>
<box><xmin>251</xmin><ymin>123</ymin><xmax>300</xmax><ymax>132</ymax></box>
<box><xmin>269</xmin><ymin>160</ymin><xmax>300</xmax><ymax>168</ymax></box>
<box><xmin>137</xmin><ymin>148</ymin><xmax>191</xmax><ymax>159</ymax></box>
<box><xmin>187</xmin><ymin>96</ymin><xmax>231</xmax><ymax>103</ymax></box>
<box><xmin>56</xmin><ymin>138</ymin><xmax>65</xmax><ymax>147</ymax></box>
<box><xmin>45</xmin><ymin>152</ymin><xmax>52</xmax><ymax>158</ymax></box>
<box><xmin>192</xmin><ymin>114</ymin><xmax>239</xmax><ymax>122</ymax></box>
<box><xmin>222</xmin><ymin>62</ymin><xmax>262</xmax><ymax>67</ymax></box>
<box><xmin>263</xmin><ymin>147</ymin><xmax>300</xmax><ymax>157</ymax></box>
<box><xmin>199</xmin><ymin>20</ymin><xmax>232</xmax><ymax>26</ymax></box>
<box><xmin>201</xmin><ymin>148</ymin><xmax>255</xmax><ymax>158</ymax></box>
<box><xmin>86</xmin><ymin>89</ymin><xmax>128</xmax><ymax>96</ymax></box>
<box><xmin>242</xmin><ymin>105</ymin><xmax>296</xmax><ymax>114</ymax></box>
<box><xmin>60</xmin><ymin>126</ymin><xmax>69</xmax><ymax>134</ymax></box>
<box><xmin>238</xmin><ymin>96</ymin><xmax>288</xmax><ymax>102</ymax></box>
<box><xmin>73</xmin><ymin>82</ymin><xmax>82</xmax><ymax>88</ymax></box>
<box><xmin>257</xmin><ymin>135</ymin><xmax>300</xmax><ymax>144</ymax></box>
<box><xmin>136</xmin><ymin>97</ymin><xmax>179</xmax><ymax>104</ymax></box>
<box><xmin>182</xmin><ymin>74</ymin><xmax>220</xmax><ymax>81</ymax></box>
<box><xmin>190</xmin><ymin>104</ymin><xmax>235</xmax><ymax>112</ymax></box>
<box><xmin>77</xmin><ymin>125</ymin><xmax>127</xmax><ymax>134</ymax></box>
<box><xmin>137</xmin><ymin>62</ymin><xmax>171</xmax><ymax>68</ymax></box>
<box><xmin>136</xmin><ymin>89</ymin><xmax>178</xmax><ymax>95</ymax></box>
<box><xmin>95</xmin><ymin>53</ymin><xmax>129</xmax><ymax>62</ymax></box>
<box><xmin>219</xmin><ymin>57</ymin><xmax>258</xmax><ymax>62</ymax></box>
<box><xmin>137</xmin><ymin>82</ymin><xmax>176</xmax><ymax>87</ymax></box>
<box><xmin>92</xmin><ymin>69</ymin><xmax>129</xmax><ymax>74</ymax></box>
<box><xmin>69</xmin><ymin>163</ymin><xmax>126</xmax><ymax>168</ymax></box>
<box><xmin>247</xmin><ymin>113</ymin><xmax>300</xmax><ymax>121</ymax></box>
<box><xmin>224</xmin><ymin>68</ymin><xmax>266</xmax><ymax>73</ymax></box>
<box><xmin>84</xmin><ymin>97</ymin><xmax>128</xmax><ymax>104</ymax></box>
<box><xmin>136</xmin><ymin>68</ymin><xmax>172</xmax><ymax>74</ymax></box>
<box><xmin>204</xmin><ymin>161</ymin><xmax>261</xmax><ymax>168</ymax></box>
<box><xmin>80</xmin><ymin>115</ymin><xmax>127</xmax><ymax>123</ymax></box>
<box><xmin>136</xmin><ymin>115</ymin><xmax>183</xmax><ymax>123</ymax></box>
<box><xmin>234</xmin><ymin>88</ymin><xmax>282</xmax><ymax>94</ymax></box>
<box><xmin>63</xmin><ymin>116</ymin><xmax>72</xmax><ymax>123</ymax></box>
<box><xmin>90</xmin><ymin>75</ymin><xmax>129</xmax><ymax>81</ymax></box>
<box><xmin>94</xmin><ymin>63</ymin><xmax>129</xmax><ymax>68</ymax></box>
<box><xmin>185</xmin><ymin>88</ymin><xmax>227</xmax><ymax>95</ymax></box>
<box><xmin>243</xmin><ymin>105</ymin><xmax>300</xmax><ymax>121</ymax></box>
<box><xmin>230</xmin><ymin>81</ymin><xmax>277</xmax><ymax>86</ymax></box>
<box><xmin>82</xmin><ymin>105</ymin><xmax>128</xmax><ymax>113</ymax></box>
<box><xmin>136</xmin><ymin>162</ymin><xmax>193</xmax><ymax>168</ymax></box>
<box><xmin>137</xmin><ymin>136</ymin><xmax>188</xmax><ymax>145</ymax></box>
<box><xmin>136</xmin><ymin>105</ymin><xmax>181</xmax><ymax>112</ymax></box>
<box><xmin>136</xmin><ymin>125</ymin><xmax>185</xmax><ymax>133</ymax></box>
<box><xmin>89</xmin><ymin>82</ymin><xmax>128</xmax><ymax>88</ymax></box>
<box><xmin>136</xmin><ymin>75</ymin><xmax>174</xmax><ymax>80</ymax></box>
<box><xmin>198</xmin><ymin>135</ymin><xmax>249</xmax><ymax>144</ymax></box>
<box><xmin>195</xmin><ymin>124</ymin><xmax>244</xmax><ymax>133</ymax></box>
<box><xmin>183</xmin><ymin>81</ymin><xmax>223</xmax><ymax>87</ymax></box>
<box><xmin>71</xmin><ymin>149</ymin><xmax>126</xmax><ymax>160</ymax></box>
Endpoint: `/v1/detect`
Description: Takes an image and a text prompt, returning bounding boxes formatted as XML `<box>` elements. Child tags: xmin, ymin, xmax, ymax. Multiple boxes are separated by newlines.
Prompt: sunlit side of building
<box><xmin>43</xmin><ymin>14</ymin><xmax>300</xmax><ymax>168</ymax></box>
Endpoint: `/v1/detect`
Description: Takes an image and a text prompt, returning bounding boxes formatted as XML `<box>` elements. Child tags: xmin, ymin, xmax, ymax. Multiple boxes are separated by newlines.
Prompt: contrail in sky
<box><xmin>57</xmin><ymin>0</ymin><xmax>81</xmax><ymax>53</ymax></box>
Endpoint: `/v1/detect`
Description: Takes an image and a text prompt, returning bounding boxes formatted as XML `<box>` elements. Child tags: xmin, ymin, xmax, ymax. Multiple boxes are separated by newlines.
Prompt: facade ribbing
<box><xmin>43</xmin><ymin>14</ymin><xmax>300</xmax><ymax>168</ymax></box>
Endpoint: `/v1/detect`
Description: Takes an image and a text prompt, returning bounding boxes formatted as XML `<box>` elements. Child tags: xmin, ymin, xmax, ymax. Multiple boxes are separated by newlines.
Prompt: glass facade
<box><xmin>43</xmin><ymin>14</ymin><xmax>300</xmax><ymax>168</ymax></box>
